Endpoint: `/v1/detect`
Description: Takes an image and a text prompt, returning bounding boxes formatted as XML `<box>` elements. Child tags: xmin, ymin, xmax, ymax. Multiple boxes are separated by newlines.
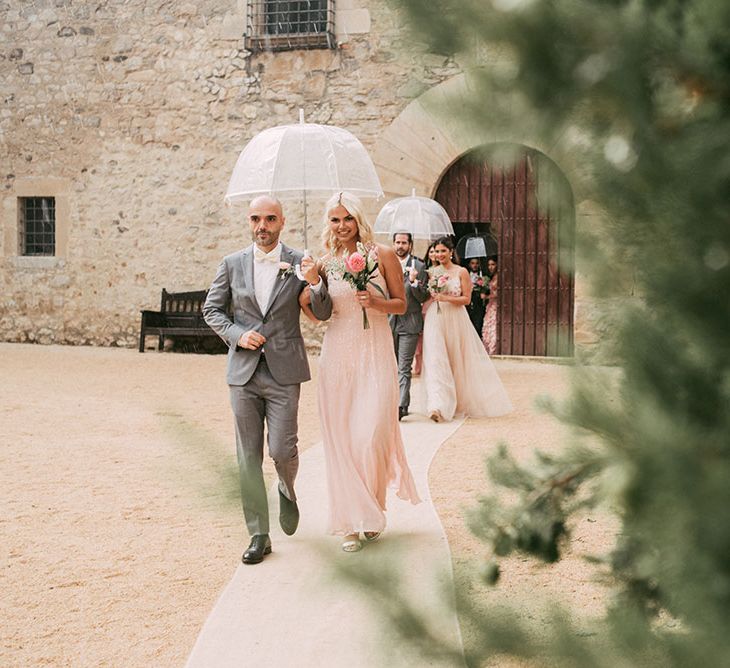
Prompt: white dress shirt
<box><xmin>252</xmin><ymin>242</ymin><xmax>282</xmax><ymax>314</ymax></box>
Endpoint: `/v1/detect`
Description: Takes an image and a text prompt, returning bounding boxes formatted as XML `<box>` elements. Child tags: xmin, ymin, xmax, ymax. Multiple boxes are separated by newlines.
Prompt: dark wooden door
<box><xmin>434</xmin><ymin>144</ymin><xmax>574</xmax><ymax>356</ymax></box>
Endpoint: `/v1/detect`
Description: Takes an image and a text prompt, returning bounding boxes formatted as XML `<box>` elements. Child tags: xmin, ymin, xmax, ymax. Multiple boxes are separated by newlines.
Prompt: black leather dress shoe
<box><xmin>242</xmin><ymin>534</ymin><xmax>272</xmax><ymax>564</ymax></box>
<box><xmin>398</xmin><ymin>406</ymin><xmax>409</xmax><ymax>421</ymax></box>
<box><xmin>278</xmin><ymin>489</ymin><xmax>300</xmax><ymax>536</ymax></box>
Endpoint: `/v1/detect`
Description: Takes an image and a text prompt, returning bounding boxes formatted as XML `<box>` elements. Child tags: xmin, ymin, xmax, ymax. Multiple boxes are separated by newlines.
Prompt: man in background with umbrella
<box><xmin>389</xmin><ymin>232</ymin><xmax>429</xmax><ymax>421</ymax></box>
<box><xmin>466</xmin><ymin>257</ymin><xmax>488</xmax><ymax>335</ymax></box>
<box><xmin>203</xmin><ymin>195</ymin><xmax>332</xmax><ymax>565</ymax></box>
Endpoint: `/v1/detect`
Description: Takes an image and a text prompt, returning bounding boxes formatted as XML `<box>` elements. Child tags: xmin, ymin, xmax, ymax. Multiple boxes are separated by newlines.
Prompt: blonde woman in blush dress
<box><xmin>299</xmin><ymin>192</ymin><xmax>420</xmax><ymax>553</ymax></box>
<box><xmin>422</xmin><ymin>237</ymin><xmax>513</xmax><ymax>423</ymax></box>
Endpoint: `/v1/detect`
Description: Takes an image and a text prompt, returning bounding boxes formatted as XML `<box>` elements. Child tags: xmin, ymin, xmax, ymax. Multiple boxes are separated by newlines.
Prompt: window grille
<box><xmin>19</xmin><ymin>197</ymin><xmax>56</xmax><ymax>256</ymax></box>
<box><xmin>246</xmin><ymin>1</ymin><xmax>336</xmax><ymax>52</ymax></box>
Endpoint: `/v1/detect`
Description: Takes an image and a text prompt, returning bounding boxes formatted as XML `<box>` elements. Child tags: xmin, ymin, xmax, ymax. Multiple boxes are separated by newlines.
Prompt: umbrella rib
<box><xmin>268</xmin><ymin>129</ymin><xmax>287</xmax><ymax>197</ymax></box>
<box><xmin>323</xmin><ymin>127</ymin><xmax>340</xmax><ymax>191</ymax></box>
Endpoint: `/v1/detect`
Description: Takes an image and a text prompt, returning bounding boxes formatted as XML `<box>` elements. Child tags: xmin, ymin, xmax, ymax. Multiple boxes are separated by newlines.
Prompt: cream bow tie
<box><xmin>254</xmin><ymin>249</ymin><xmax>279</xmax><ymax>264</ymax></box>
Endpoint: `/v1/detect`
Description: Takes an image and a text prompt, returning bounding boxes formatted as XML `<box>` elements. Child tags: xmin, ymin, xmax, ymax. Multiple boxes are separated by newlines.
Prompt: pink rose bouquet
<box><xmin>345</xmin><ymin>252</ymin><xmax>366</xmax><ymax>273</ymax></box>
<box><xmin>471</xmin><ymin>274</ymin><xmax>489</xmax><ymax>295</ymax></box>
<box><xmin>427</xmin><ymin>265</ymin><xmax>449</xmax><ymax>313</ymax></box>
<box><xmin>325</xmin><ymin>242</ymin><xmax>384</xmax><ymax>329</ymax></box>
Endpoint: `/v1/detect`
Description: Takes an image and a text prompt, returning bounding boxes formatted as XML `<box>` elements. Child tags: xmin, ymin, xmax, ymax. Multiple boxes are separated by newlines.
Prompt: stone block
<box><xmin>397</xmin><ymin>78</ymin><xmax>427</xmax><ymax>99</ymax></box>
<box><xmin>241</xmin><ymin>104</ymin><xmax>258</xmax><ymax>120</ymax></box>
<box><xmin>303</xmin><ymin>49</ymin><xmax>340</xmax><ymax>73</ymax></box>
<box><xmin>420</xmin><ymin>53</ymin><xmax>449</xmax><ymax>68</ymax></box>
<box><xmin>220</xmin><ymin>12</ymin><xmax>246</xmax><ymax>41</ymax></box>
<box><xmin>126</xmin><ymin>69</ymin><xmax>156</xmax><ymax>83</ymax></box>
<box><xmin>111</xmin><ymin>35</ymin><xmax>134</xmax><ymax>53</ymax></box>
<box><xmin>258</xmin><ymin>51</ymin><xmax>297</xmax><ymax>79</ymax></box>
<box><xmin>178</xmin><ymin>3</ymin><xmax>198</xmax><ymax>15</ymax></box>
<box><xmin>335</xmin><ymin>9</ymin><xmax>371</xmax><ymax>37</ymax></box>
<box><xmin>301</xmin><ymin>71</ymin><xmax>327</xmax><ymax>100</ymax></box>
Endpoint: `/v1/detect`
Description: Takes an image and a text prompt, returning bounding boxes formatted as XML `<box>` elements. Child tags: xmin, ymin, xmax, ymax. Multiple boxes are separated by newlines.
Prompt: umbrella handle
<box><xmin>295</xmin><ymin>249</ymin><xmax>311</xmax><ymax>281</ymax></box>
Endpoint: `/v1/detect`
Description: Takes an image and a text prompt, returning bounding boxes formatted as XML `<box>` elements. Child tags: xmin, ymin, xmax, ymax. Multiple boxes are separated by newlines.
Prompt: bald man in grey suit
<box><xmin>203</xmin><ymin>196</ymin><xmax>332</xmax><ymax>564</ymax></box>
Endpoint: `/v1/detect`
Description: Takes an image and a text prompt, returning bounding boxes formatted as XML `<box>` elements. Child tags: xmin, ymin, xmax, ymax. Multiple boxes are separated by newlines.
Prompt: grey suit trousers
<box><xmin>229</xmin><ymin>356</ymin><xmax>300</xmax><ymax>537</ymax></box>
<box><xmin>393</xmin><ymin>332</ymin><xmax>420</xmax><ymax>409</ymax></box>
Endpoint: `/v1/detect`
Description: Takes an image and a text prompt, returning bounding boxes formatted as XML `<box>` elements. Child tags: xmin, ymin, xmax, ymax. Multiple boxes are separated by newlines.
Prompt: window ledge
<box><xmin>10</xmin><ymin>256</ymin><xmax>65</xmax><ymax>270</ymax></box>
<box><xmin>246</xmin><ymin>32</ymin><xmax>335</xmax><ymax>52</ymax></box>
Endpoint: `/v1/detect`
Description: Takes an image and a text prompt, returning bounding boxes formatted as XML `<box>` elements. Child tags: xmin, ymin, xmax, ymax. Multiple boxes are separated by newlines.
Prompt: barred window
<box><xmin>246</xmin><ymin>1</ymin><xmax>336</xmax><ymax>52</ymax></box>
<box><xmin>19</xmin><ymin>197</ymin><xmax>56</xmax><ymax>256</ymax></box>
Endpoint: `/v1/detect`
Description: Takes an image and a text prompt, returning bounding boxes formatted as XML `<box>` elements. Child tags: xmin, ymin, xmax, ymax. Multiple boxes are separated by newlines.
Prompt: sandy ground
<box><xmin>1</xmin><ymin>343</ymin><xmax>616</xmax><ymax>667</ymax></box>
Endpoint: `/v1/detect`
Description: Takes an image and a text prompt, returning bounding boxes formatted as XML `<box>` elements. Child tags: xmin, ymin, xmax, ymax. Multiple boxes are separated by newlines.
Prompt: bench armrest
<box><xmin>140</xmin><ymin>310</ymin><xmax>167</xmax><ymax>327</ymax></box>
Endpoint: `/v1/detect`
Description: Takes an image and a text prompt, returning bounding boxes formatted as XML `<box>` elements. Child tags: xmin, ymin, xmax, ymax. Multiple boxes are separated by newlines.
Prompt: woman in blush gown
<box><xmin>481</xmin><ymin>256</ymin><xmax>499</xmax><ymax>355</ymax></box>
<box><xmin>299</xmin><ymin>192</ymin><xmax>420</xmax><ymax>553</ymax></box>
<box><xmin>422</xmin><ymin>237</ymin><xmax>513</xmax><ymax>423</ymax></box>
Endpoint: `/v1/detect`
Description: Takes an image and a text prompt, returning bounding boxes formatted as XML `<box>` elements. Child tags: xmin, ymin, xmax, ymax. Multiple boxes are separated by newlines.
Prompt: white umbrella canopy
<box><xmin>225</xmin><ymin>124</ymin><xmax>383</xmax><ymax>201</ymax></box>
<box><xmin>374</xmin><ymin>190</ymin><xmax>454</xmax><ymax>240</ymax></box>
<box><xmin>225</xmin><ymin>112</ymin><xmax>383</xmax><ymax>203</ymax></box>
<box><xmin>225</xmin><ymin>111</ymin><xmax>383</xmax><ymax>251</ymax></box>
<box><xmin>463</xmin><ymin>236</ymin><xmax>487</xmax><ymax>258</ymax></box>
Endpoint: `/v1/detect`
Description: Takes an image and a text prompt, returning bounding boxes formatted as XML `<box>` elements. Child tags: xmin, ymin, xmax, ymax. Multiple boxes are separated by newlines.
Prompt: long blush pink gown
<box><xmin>481</xmin><ymin>274</ymin><xmax>499</xmax><ymax>355</ymax></box>
<box><xmin>423</xmin><ymin>274</ymin><xmax>513</xmax><ymax>422</ymax></box>
<box><xmin>318</xmin><ymin>274</ymin><xmax>421</xmax><ymax>536</ymax></box>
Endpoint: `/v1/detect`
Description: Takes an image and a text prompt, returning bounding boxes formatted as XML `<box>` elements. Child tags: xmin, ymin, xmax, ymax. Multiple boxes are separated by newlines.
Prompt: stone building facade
<box><xmin>1</xmin><ymin>0</ymin><xmax>606</xmax><ymax>355</ymax></box>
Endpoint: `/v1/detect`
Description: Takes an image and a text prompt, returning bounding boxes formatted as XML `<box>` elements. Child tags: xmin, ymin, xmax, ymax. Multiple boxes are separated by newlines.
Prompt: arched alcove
<box><xmin>370</xmin><ymin>73</ymin><xmax>579</xmax><ymax>357</ymax></box>
<box><xmin>434</xmin><ymin>144</ymin><xmax>575</xmax><ymax>357</ymax></box>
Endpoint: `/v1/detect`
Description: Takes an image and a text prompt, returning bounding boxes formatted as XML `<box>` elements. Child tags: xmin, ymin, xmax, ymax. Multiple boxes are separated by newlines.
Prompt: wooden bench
<box><xmin>138</xmin><ymin>289</ymin><xmax>224</xmax><ymax>353</ymax></box>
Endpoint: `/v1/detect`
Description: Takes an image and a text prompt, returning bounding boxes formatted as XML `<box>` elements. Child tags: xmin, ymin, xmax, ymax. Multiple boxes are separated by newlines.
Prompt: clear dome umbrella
<box><xmin>373</xmin><ymin>189</ymin><xmax>454</xmax><ymax>240</ymax></box>
<box><xmin>225</xmin><ymin>110</ymin><xmax>383</xmax><ymax>254</ymax></box>
<box><xmin>463</xmin><ymin>236</ymin><xmax>487</xmax><ymax>258</ymax></box>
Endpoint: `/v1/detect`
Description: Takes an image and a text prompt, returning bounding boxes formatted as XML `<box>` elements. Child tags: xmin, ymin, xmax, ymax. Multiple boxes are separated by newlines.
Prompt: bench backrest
<box><xmin>160</xmin><ymin>289</ymin><xmax>208</xmax><ymax>314</ymax></box>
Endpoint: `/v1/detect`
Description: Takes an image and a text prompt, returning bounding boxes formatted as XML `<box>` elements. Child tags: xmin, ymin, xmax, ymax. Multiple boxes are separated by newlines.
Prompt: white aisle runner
<box><xmin>185</xmin><ymin>417</ymin><xmax>466</xmax><ymax>668</ymax></box>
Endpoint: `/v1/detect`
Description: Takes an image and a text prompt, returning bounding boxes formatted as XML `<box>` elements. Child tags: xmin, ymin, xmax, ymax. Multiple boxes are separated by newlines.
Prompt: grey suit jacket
<box><xmin>389</xmin><ymin>255</ymin><xmax>429</xmax><ymax>336</ymax></box>
<box><xmin>202</xmin><ymin>244</ymin><xmax>332</xmax><ymax>386</ymax></box>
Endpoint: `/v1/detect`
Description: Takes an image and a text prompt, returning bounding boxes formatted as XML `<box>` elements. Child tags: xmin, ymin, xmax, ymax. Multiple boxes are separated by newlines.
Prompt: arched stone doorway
<box><xmin>434</xmin><ymin>144</ymin><xmax>575</xmax><ymax>357</ymax></box>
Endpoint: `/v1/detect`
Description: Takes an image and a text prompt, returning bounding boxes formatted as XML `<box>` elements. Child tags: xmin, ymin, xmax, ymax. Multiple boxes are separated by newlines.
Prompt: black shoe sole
<box><xmin>280</xmin><ymin>517</ymin><xmax>299</xmax><ymax>536</ymax></box>
<box><xmin>279</xmin><ymin>492</ymin><xmax>300</xmax><ymax>536</ymax></box>
<box><xmin>242</xmin><ymin>545</ymin><xmax>272</xmax><ymax>564</ymax></box>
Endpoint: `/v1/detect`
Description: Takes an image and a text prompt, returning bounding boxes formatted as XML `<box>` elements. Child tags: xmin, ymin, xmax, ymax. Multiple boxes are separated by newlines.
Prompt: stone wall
<box><xmin>1</xmin><ymin>0</ymin><xmax>616</xmax><ymax>358</ymax></box>
<box><xmin>1</xmin><ymin>0</ymin><xmax>459</xmax><ymax>347</ymax></box>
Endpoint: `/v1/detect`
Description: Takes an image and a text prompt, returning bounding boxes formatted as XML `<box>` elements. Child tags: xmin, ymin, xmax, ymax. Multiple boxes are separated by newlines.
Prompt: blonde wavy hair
<box><xmin>321</xmin><ymin>191</ymin><xmax>374</xmax><ymax>254</ymax></box>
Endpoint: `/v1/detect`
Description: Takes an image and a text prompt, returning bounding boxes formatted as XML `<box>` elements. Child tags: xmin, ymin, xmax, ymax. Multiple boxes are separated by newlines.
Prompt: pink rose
<box><xmin>279</xmin><ymin>262</ymin><xmax>292</xmax><ymax>271</ymax></box>
<box><xmin>437</xmin><ymin>275</ymin><xmax>449</xmax><ymax>287</ymax></box>
<box><xmin>345</xmin><ymin>252</ymin><xmax>366</xmax><ymax>273</ymax></box>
